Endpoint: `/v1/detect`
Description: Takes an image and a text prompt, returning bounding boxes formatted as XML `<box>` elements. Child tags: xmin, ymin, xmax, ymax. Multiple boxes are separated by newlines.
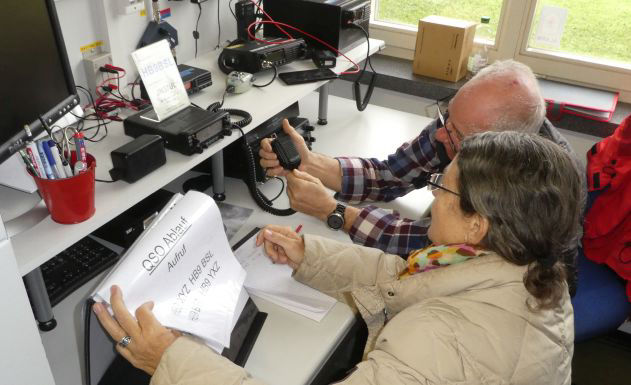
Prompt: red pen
<box><xmin>294</xmin><ymin>224</ymin><xmax>303</xmax><ymax>234</ymax></box>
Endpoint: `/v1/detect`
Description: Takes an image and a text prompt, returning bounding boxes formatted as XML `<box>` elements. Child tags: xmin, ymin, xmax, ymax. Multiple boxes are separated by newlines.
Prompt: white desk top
<box><xmin>10</xmin><ymin>39</ymin><xmax>385</xmax><ymax>276</ymax></box>
<box><xmin>39</xmin><ymin>91</ymin><xmax>434</xmax><ymax>385</ymax></box>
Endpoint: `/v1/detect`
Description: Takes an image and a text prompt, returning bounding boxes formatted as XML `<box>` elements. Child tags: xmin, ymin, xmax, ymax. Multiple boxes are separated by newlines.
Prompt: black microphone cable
<box><xmin>350</xmin><ymin>22</ymin><xmax>378</xmax><ymax>111</ymax></box>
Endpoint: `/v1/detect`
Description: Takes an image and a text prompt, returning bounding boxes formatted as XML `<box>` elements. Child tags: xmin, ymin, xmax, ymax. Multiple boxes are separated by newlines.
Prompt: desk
<box><xmin>1</xmin><ymin>40</ymin><xmax>436</xmax><ymax>385</ymax></box>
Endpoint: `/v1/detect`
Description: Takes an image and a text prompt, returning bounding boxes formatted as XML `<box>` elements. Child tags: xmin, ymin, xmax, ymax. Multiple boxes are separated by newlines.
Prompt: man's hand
<box><xmin>259</xmin><ymin>119</ymin><xmax>311</xmax><ymax>177</ymax></box>
<box><xmin>286</xmin><ymin>169</ymin><xmax>337</xmax><ymax>221</ymax></box>
<box><xmin>255</xmin><ymin>225</ymin><xmax>305</xmax><ymax>269</ymax></box>
<box><xmin>93</xmin><ymin>286</ymin><xmax>181</xmax><ymax>376</ymax></box>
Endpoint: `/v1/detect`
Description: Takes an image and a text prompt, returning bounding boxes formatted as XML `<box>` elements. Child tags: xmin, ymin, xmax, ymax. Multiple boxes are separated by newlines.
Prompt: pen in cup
<box><xmin>74</xmin><ymin>160</ymin><xmax>87</xmax><ymax>175</ymax></box>
<box><xmin>23</xmin><ymin>125</ymin><xmax>45</xmax><ymax>178</ymax></box>
<box><xmin>18</xmin><ymin>149</ymin><xmax>38</xmax><ymax>176</ymax></box>
<box><xmin>74</xmin><ymin>131</ymin><xmax>86</xmax><ymax>163</ymax></box>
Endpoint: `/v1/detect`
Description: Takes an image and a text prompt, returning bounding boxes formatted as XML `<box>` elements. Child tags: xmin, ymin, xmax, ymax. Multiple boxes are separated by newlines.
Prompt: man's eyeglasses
<box><xmin>427</xmin><ymin>173</ymin><xmax>460</xmax><ymax>196</ymax></box>
<box><xmin>436</xmin><ymin>107</ymin><xmax>464</xmax><ymax>155</ymax></box>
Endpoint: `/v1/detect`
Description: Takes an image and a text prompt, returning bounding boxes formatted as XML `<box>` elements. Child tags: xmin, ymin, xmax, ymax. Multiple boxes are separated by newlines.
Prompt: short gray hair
<box><xmin>470</xmin><ymin>60</ymin><xmax>546</xmax><ymax>134</ymax></box>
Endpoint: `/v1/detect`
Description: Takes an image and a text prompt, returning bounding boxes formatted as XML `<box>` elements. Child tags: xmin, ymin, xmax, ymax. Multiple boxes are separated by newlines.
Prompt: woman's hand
<box><xmin>255</xmin><ymin>225</ymin><xmax>305</xmax><ymax>269</ymax></box>
<box><xmin>92</xmin><ymin>285</ymin><xmax>181</xmax><ymax>376</ymax></box>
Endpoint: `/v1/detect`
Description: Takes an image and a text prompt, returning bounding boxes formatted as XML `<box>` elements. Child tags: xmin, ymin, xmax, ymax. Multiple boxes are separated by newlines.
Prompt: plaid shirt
<box><xmin>334</xmin><ymin>117</ymin><xmax>577</xmax><ymax>259</ymax></box>
<box><xmin>335</xmin><ymin>119</ymin><xmax>447</xmax><ymax>256</ymax></box>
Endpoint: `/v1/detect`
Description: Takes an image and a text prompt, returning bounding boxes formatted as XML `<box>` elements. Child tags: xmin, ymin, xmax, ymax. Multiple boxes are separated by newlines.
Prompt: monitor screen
<box><xmin>0</xmin><ymin>0</ymin><xmax>78</xmax><ymax>164</ymax></box>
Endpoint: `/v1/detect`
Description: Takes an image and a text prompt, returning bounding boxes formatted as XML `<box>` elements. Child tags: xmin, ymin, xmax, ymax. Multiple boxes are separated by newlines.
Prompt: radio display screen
<box><xmin>265</xmin><ymin>50</ymin><xmax>285</xmax><ymax>62</ymax></box>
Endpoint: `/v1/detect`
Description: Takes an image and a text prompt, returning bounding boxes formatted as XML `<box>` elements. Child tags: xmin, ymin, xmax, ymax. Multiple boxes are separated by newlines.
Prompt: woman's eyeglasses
<box><xmin>427</xmin><ymin>173</ymin><xmax>460</xmax><ymax>196</ymax></box>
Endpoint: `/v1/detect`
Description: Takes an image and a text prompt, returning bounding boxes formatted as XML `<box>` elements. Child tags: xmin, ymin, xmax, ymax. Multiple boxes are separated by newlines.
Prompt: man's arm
<box><xmin>348</xmin><ymin>206</ymin><xmax>432</xmax><ymax>256</ymax></box>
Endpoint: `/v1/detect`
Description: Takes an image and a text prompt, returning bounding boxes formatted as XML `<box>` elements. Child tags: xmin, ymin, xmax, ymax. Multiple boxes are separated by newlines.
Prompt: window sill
<box><xmin>341</xmin><ymin>55</ymin><xmax>629</xmax><ymax>139</ymax></box>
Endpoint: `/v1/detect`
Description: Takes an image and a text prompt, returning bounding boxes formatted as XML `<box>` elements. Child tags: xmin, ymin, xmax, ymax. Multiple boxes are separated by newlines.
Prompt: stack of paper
<box><xmin>233</xmin><ymin>235</ymin><xmax>336</xmax><ymax>322</ymax></box>
<box><xmin>93</xmin><ymin>191</ymin><xmax>247</xmax><ymax>352</ymax></box>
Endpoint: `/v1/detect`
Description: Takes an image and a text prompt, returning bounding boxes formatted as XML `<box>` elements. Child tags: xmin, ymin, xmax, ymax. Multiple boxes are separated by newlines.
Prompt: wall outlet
<box><xmin>83</xmin><ymin>52</ymin><xmax>113</xmax><ymax>97</ymax></box>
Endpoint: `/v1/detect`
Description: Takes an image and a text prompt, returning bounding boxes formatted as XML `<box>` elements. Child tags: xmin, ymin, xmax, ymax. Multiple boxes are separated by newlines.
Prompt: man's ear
<box><xmin>467</xmin><ymin>214</ymin><xmax>489</xmax><ymax>245</ymax></box>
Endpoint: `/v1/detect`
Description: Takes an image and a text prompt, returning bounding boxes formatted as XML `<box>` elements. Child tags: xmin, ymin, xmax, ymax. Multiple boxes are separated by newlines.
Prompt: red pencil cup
<box><xmin>30</xmin><ymin>153</ymin><xmax>96</xmax><ymax>224</ymax></box>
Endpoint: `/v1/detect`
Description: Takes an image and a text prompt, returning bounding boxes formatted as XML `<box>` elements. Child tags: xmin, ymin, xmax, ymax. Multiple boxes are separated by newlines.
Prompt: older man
<box><xmin>260</xmin><ymin>60</ymin><xmax>577</xmax><ymax>256</ymax></box>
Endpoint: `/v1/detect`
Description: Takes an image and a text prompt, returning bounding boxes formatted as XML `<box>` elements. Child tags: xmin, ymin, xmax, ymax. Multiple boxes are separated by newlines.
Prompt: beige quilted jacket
<box><xmin>151</xmin><ymin>234</ymin><xmax>573</xmax><ymax>385</ymax></box>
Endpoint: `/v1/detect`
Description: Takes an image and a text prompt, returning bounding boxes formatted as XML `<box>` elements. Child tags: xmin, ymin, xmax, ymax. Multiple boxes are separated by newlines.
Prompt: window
<box><xmin>369</xmin><ymin>0</ymin><xmax>631</xmax><ymax>102</ymax></box>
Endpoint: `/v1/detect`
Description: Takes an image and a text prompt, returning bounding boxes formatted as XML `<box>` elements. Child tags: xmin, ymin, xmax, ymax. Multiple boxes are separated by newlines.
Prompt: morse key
<box><xmin>271</xmin><ymin>133</ymin><xmax>301</xmax><ymax>170</ymax></box>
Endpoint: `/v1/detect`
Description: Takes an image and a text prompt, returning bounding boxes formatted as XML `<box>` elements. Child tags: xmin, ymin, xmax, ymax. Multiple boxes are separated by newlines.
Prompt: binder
<box><xmin>84</xmin><ymin>229</ymin><xmax>267</xmax><ymax>385</ymax></box>
<box><xmin>539</xmin><ymin>79</ymin><xmax>619</xmax><ymax>123</ymax></box>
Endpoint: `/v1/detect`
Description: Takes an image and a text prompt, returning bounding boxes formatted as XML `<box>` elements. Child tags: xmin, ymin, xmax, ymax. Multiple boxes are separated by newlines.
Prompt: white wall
<box><xmin>54</xmin><ymin>0</ymin><xmax>237</xmax><ymax>93</ymax></box>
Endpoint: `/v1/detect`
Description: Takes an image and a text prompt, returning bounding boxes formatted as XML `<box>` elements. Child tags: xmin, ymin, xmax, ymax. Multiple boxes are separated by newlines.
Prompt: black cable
<box><xmin>350</xmin><ymin>23</ymin><xmax>378</xmax><ymax>112</ymax></box>
<box><xmin>207</xmin><ymin>94</ymin><xmax>253</xmax><ymax>129</ymax></box>
<box><xmin>96</xmin><ymin>178</ymin><xmax>116</xmax><ymax>183</ymax></box>
<box><xmin>194</xmin><ymin>2</ymin><xmax>202</xmax><ymax>58</ymax></box>
<box><xmin>243</xmin><ymin>140</ymin><xmax>295</xmax><ymax>216</ymax></box>
<box><xmin>115</xmin><ymin>76</ymin><xmax>133</xmax><ymax>103</ymax></box>
<box><xmin>131</xmin><ymin>75</ymin><xmax>141</xmax><ymax>101</ymax></box>
<box><xmin>75</xmin><ymin>85</ymin><xmax>110</xmax><ymax>142</ymax></box>
<box><xmin>216</xmin><ymin>0</ymin><xmax>221</xmax><ymax>49</ymax></box>
<box><xmin>255</xmin><ymin>0</ymin><xmax>263</xmax><ymax>33</ymax></box>
<box><xmin>229</xmin><ymin>0</ymin><xmax>237</xmax><ymax>20</ymax></box>
<box><xmin>269</xmin><ymin>177</ymin><xmax>285</xmax><ymax>202</ymax></box>
<box><xmin>252</xmin><ymin>65</ymin><xmax>278</xmax><ymax>88</ymax></box>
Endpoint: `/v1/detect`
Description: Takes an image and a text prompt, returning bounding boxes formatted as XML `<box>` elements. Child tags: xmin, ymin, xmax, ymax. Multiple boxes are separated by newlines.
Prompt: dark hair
<box><xmin>457</xmin><ymin>131</ymin><xmax>584</xmax><ymax>310</ymax></box>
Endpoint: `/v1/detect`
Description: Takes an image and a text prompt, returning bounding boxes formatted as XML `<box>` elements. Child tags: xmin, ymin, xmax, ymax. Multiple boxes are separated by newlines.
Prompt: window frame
<box><xmin>368</xmin><ymin>0</ymin><xmax>631</xmax><ymax>102</ymax></box>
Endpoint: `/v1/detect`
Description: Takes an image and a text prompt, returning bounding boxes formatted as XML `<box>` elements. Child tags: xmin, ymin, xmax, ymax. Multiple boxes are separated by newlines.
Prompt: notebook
<box><xmin>539</xmin><ymin>79</ymin><xmax>619</xmax><ymax>122</ymax></box>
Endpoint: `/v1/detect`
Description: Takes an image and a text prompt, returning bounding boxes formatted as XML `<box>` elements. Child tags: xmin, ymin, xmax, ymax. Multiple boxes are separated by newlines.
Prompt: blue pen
<box><xmin>42</xmin><ymin>139</ymin><xmax>60</xmax><ymax>179</ymax></box>
<box><xmin>36</xmin><ymin>140</ymin><xmax>55</xmax><ymax>179</ymax></box>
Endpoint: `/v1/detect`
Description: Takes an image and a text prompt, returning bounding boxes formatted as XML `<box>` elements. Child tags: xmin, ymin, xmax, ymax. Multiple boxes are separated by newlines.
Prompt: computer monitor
<box><xmin>0</xmin><ymin>0</ymin><xmax>79</xmax><ymax>228</ymax></box>
<box><xmin>0</xmin><ymin>0</ymin><xmax>79</xmax><ymax>165</ymax></box>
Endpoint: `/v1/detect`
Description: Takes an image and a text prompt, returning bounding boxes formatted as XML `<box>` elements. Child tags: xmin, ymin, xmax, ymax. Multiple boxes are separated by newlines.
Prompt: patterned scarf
<box><xmin>399</xmin><ymin>244</ymin><xmax>490</xmax><ymax>279</ymax></box>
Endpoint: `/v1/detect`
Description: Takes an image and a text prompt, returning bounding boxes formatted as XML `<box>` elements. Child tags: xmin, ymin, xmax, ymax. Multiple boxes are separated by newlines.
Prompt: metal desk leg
<box><xmin>211</xmin><ymin>150</ymin><xmax>226</xmax><ymax>201</ymax></box>
<box><xmin>318</xmin><ymin>83</ymin><xmax>330</xmax><ymax>125</ymax></box>
<box><xmin>23</xmin><ymin>267</ymin><xmax>57</xmax><ymax>331</ymax></box>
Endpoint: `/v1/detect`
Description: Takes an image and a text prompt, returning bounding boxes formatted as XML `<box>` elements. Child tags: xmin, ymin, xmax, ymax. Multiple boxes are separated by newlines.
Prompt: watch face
<box><xmin>327</xmin><ymin>213</ymin><xmax>344</xmax><ymax>230</ymax></box>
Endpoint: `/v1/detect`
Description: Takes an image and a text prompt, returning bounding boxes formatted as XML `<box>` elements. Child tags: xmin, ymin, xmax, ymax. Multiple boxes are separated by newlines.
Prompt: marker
<box><xmin>42</xmin><ymin>139</ymin><xmax>61</xmax><ymax>179</ymax></box>
<box><xmin>294</xmin><ymin>224</ymin><xmax>303</xmax><ymax>234</ymax></box>
<box><xmin>36</xmin><ymin>139</ymin><xmax>55</xmax><ymax>179</ymax></box>
<box><xmin>49</xmin><ymin>140</ymin><xmax>68</xmax><ymax>178</ymax></box>
<box><xmin>23</xmin><ymin>125</ymin><xmax>44</xmax><ymax>178</ymax></box>
<box><xmin>18</xmin><ymin>149</ymin><xmax>38</xmax><ymax>176</ymax></box>
<box><xmin>74</xmin><ymin>132</ymin><xmax>86</xmax><ymax>163</ymax></box>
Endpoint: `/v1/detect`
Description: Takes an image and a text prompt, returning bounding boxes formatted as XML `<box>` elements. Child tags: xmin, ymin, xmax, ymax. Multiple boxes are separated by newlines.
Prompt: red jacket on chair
<box><xmin>583</xmin><ymin>115</ymin><xmax>631</xmax><ymax>301</ymax></box>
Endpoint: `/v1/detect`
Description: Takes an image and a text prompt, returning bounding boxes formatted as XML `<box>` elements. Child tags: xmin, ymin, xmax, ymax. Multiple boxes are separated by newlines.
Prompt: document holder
<box><xmin>83</xmin><ymin>231</ymin><xmax>267</xmax><ymax>385</ymax></box>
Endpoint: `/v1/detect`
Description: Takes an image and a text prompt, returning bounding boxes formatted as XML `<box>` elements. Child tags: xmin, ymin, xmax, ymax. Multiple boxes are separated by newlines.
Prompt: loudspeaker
<box><xmin>109</xmin><ymin>134</ymin><xmax>166</xmax><ymax>183</ymax></box>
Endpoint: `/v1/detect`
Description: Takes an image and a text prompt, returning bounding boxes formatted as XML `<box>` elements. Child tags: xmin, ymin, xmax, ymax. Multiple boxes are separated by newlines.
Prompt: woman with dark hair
<box><xmin>94</xmin><ymin>131</ymin><xmax>584</xmax><ymax>385</ymax></box>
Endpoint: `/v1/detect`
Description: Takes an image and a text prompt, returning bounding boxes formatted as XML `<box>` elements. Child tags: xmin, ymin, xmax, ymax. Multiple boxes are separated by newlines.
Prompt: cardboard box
<box><xmin>412</xmin><ymin>16</ymin><xmax>476</xmax><ymax>82</ymax></box>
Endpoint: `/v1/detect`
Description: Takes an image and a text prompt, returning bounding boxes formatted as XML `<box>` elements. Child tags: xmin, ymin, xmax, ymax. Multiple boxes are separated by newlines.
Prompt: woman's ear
<box><xmin>467</xmin><ymin>214</ymin><xmax>489</xmax><ymax>245</ymax></box>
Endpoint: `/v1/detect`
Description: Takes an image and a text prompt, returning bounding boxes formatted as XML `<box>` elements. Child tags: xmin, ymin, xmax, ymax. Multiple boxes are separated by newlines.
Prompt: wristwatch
<box><xmin>326</xmin><ymin>203</ymin><xmax>346</xmax><ymax>231</ymax></box>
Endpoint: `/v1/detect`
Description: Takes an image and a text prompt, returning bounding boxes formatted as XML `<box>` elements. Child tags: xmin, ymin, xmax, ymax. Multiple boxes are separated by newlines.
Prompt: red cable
<box><xmin>247</xmin><ymin>20</ymin><xmax>361</xmax><ymax>74</ymax></box>
<box><xmin>248</xmin><ymin>0</ymin><xmax>293</xmax><ymax>39</ymax></box>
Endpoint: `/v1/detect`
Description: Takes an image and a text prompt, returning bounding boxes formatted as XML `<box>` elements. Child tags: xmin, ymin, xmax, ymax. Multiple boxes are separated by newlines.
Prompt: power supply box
<box><xmin>141</xmin><ymin>64</ymin><xmax>212</xmax><ymax>99</ymax></box>
<box><xmin>263</xmin><ymin>0</ymin><xmax>371</xmax><ymax>55</ymax></box>
<box><xmin>219</xmin><ymin>38</ymin><xmax>308</xmax><ymax>74</ymax></box>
